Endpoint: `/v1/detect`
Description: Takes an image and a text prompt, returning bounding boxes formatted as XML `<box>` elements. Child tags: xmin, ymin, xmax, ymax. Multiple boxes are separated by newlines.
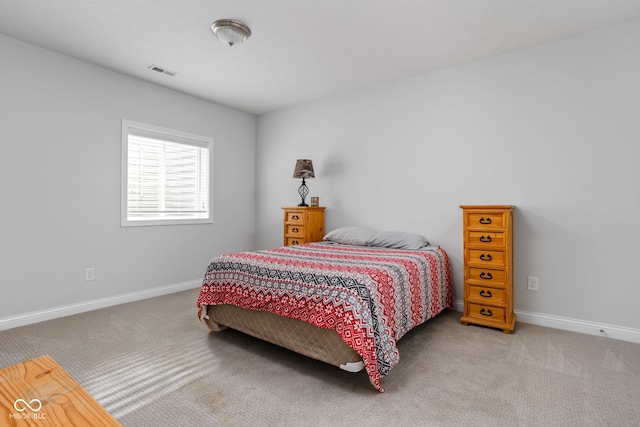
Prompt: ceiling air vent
<box><xmin>148</xmin><ymin>65</ymin><xmax>178</xmax><ymax>77</ymax></box>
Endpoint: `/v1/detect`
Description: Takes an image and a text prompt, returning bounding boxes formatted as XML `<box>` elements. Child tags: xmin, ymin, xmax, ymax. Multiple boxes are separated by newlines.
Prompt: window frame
<box><xmin>121</xmin><ymin>119</ymin><xmax>213</xmax><ymax>227</ymax></box>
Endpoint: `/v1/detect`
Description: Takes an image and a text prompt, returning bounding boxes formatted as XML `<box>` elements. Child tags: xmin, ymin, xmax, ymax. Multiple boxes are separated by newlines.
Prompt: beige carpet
<box><xmin>1</xmin><ymin>289</ymin><xmax>639</xmax><ymax>426</ymax></box>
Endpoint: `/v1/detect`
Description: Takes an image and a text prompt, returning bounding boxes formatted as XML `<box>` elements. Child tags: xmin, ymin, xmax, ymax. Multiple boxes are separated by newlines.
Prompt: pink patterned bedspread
<box><xmin>196</xmin><ymin>242</ymin><xmax>453</xmax><ymax>392</ymax></box>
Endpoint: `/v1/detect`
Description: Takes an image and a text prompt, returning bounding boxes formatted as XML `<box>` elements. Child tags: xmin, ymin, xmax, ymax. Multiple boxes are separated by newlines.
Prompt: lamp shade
<box><xmin>292</xmin><ymin>159</ymin><xmax>315</xmax><ymax>179</ymax></box>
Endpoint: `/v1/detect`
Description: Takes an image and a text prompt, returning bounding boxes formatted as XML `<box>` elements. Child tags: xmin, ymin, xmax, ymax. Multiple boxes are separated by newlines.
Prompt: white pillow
<box><xmin>366</xmin><ymin>231</ymin><xmax>430</xmax><ymax>250</ymax></box>
<box><xmin>323</xmin><ymin>226</ymin><xmax>378</xmax><ymax>246</ymax></box>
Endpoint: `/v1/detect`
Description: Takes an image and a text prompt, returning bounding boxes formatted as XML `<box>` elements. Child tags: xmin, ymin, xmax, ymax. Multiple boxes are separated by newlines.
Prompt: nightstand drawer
<box><xmin>285</xmin><ymin>212</ymin><xmax>304</xmax><ymax>224</ymax></box>
<box><xmin>468</xmin><ymin>249</ymin><xmax>505</xmax><ymax>267</ymax></box>
<box><xmin>286</xmin><ymin>224</ymin><xmax>305</xmax><ymax>237</ymax></box>
<box><xmin>285</xmin><ymin>237</ymin><xmax>304</xmax><ymax>246</ymax></box>
<box><xmin>467</xmin><ymin>231</ymin><xmax>505</xmax><ymax>248</ymax></box>
<box><xmin>468</xmin><ymin>285</ymin><xmax>505</xmax><ymax>304</ymax></box>
<box><xmin>468</xmin><ymin>267</ymin><xmax>505</xmax><ymax>286</ymax></box>
<box><xmin>468</xmin><ymin>303</ymin><xmax>506</xmax><ymax>323</ymax></box>
<box><xmin>466</xmin><ymin>212</ymin><xmax>506</xmax><ymax>229</ymax></box>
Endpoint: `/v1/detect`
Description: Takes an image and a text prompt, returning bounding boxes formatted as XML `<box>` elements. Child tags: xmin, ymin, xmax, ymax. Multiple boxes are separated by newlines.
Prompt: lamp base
<box><xmin>297</xmin><ymin>178</ymin><xmax>309</xmax><ymax>207</ymax></box>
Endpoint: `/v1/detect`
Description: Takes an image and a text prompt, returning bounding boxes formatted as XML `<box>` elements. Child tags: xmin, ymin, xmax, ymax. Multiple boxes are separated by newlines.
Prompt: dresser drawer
<box><xmin>286</xmin><ymin>224</ymin><xmax>305</xmax><ymax>237</ymax></box>
<box><xmin>468</xmin><ymin>303</ymin><xmax>506</xmax><ymax>323</ymax></box>
<box><xmin>468</xmin><ymin>285</ymin><xmax>505</xmax><ymax>304</ymax></box>
<box><xmin>468</xmin><ymin>267</ymin><xmax>505</xmax><ymax>286</ymax></box>
<box><xmin>285</xmin><ymin>211</ymin><xmax>305</xmax><ymax>224</ymax></box>
<box><xmin>466</xmin><ymin>212</ymin><xmax>506</xmax><ymax>229</ymax></box>
<box><xmin>467</xmin><ymin>231</ymin><xmax>505</xmax><ymax>248</ymax></box>
<box><xmin>468</xmin><ymin>249</ymin><xmax>505</xmax><ymax>267</ymax></box>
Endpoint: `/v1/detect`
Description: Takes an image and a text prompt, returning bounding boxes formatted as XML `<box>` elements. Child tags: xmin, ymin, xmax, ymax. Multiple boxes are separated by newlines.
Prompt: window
<box><xmin>121</xmin><ymin>120</ymin><xmax>212</xmax><ymax>226</ymax></box>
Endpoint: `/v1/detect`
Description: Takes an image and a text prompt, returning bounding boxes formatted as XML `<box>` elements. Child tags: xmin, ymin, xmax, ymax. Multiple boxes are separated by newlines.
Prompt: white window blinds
<box><xmin>122</xmin><ymin>120</ymin><xmax>212</xmax><ymax>226</ymax></box>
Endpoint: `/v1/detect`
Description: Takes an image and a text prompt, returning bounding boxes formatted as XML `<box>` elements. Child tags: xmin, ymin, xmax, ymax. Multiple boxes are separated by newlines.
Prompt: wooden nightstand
<box><xmin>282</xmin><ymin>206</ymin><xmax>325</xmax><ymax>246</ymax></box>
<box><xmin>460</xmin><ymin>205</ymin><xmax>516</xmax><ymax>333</ymax></box>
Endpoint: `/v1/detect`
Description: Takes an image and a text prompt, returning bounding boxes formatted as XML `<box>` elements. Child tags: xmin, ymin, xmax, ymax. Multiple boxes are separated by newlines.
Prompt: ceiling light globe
<box><xmin>211</xmin><ymin>19</ymin><xmax>251</xmax><ymax>47</ymax></box>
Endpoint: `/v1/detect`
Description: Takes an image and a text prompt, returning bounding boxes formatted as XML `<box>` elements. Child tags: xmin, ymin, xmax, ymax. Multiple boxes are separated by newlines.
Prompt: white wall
<box><xmin>0</xmin><ymin>35</ymin><xmax>256</xmax><ymax>324</ymax></box>
<box><xmin>256</xmin><ymin>20</ymin><xmax>640</xmax><ymax>332</ymax></box>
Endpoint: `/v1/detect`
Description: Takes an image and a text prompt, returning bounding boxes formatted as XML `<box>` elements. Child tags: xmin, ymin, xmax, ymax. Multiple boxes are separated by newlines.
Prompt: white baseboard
<box><xmin>3</xmin><ymin>292</ymin><xmax>638</xmax><ymax>345</ymax></box>
<box><xmin>452</xmin><ymin>299</ymin><xmax>640</xmax><ymax>345</ymax></box>
<box><xmin>0</xmin><ymin>279</ymin><xmax>202</xmax><ymax>331</ymax></box>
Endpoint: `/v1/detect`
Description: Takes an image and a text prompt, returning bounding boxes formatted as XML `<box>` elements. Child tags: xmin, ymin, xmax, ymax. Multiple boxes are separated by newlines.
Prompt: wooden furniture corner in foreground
<box><xmin>0</xmin><ymin>354</ymin><xmax>121</xmax><ymax>426</ymax></box>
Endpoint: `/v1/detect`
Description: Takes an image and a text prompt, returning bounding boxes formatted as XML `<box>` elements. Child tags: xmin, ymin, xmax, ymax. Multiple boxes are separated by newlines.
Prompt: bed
<box><xmin>196</xmin><ymin>228</ymin><xmax>453</xmax><ymax>392</ymax></box>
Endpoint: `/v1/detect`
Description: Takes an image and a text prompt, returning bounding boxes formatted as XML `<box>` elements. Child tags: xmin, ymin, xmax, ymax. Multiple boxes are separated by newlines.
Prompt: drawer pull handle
<box><xmin>480</xmin><ymin>308</ymin><xmax>493</xmax><ymax>317</ymax></box>
<box><xmin>479</xmin><ymin>217</ymin><xmax>492</xmax><ymax>225</ymax></box>
<box><xmin>479</xmin><ymin>253</ymin><xmax>493</xmax><ymax>261</ymax></box>
<box><xmin>480</xmin><ymin>272</ymin><xmax>493</xmax><ymax>280</ymax></box>
<box><xmin>292</xmin><ymin>227</ymin><xmax>299</xmax><ymax>233</ymax></box>
<box><xmin>292</xmin><ymin>240</ymin><xmax>299</xmax><ymax>245</ymax></box>
<box><xmin>479</xmin><ymin>290</ymin><xmax>492</xmax><ymax>298</ymax></box>
<box><xmin>292</xmin><ymin>215</ymin><xmax>299</xmax><ymax>220</ymax></box>
<box><xmin>479</xmin><ymin>235</ymin><xmax>492</xmax><ymax>243</ymax></box>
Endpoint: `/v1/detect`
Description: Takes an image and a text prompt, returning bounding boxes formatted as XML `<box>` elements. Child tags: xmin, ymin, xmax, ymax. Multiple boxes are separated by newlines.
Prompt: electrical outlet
<box><xmin>85</xmin><ymin>268</ymin><xmax>95</xmax><ymax>281</ymax></box>
<box><xmin>527</xmin><ymin>276</ymin><xmax>539</xmax><ymax>291</ymax></box>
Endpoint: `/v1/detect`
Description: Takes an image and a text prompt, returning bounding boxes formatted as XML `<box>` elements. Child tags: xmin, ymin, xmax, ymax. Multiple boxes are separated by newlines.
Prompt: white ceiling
<box><xmin>1</xmin><ymin>0</ymin><xmax>640</xmax><ymax>115</ymax></box>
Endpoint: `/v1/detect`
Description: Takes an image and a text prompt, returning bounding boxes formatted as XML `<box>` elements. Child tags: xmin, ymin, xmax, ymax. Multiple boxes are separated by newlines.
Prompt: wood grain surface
<box><xmin>0</xmin><ymin>355</ymin><xmax>120</xmax><ymax>426</ymax></box>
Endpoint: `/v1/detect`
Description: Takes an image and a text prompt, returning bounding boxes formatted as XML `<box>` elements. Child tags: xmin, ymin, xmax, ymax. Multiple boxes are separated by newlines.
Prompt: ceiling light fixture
<box><xmin>210</xmin><ymin>19</ymin><xmax>251</xmax><ymax>47</ymax></box>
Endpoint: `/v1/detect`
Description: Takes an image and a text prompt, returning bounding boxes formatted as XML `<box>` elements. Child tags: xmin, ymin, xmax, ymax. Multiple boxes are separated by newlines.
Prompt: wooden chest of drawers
<box><xmin>282</xmin><ymin>206</ymin><xmax>325</xmax><ymax>246</ymax></box>
<box><xmin>460</xmin><ymin>205</ymin><xmax>516</xmax><ymax>333</ymax></box>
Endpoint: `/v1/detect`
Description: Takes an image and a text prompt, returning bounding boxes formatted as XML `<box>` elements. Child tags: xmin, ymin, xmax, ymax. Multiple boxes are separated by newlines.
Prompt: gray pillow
<box><xmin>366</xmin><ymin>231</ymin><xmax>430</xmax><ymax>250</ymax></box>
<box><xmin>323</xmin><ymin>226</ymin><xmax>378</xmax><ymax>246</ymax></box>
